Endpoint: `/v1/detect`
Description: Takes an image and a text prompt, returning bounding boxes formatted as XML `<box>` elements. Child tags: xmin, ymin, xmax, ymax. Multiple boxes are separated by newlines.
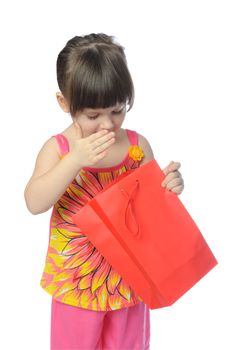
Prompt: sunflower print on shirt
<box><xmin>40</xmin><ymin>150</ymin><xmax>144</xmax><ymax>311</ymax></box>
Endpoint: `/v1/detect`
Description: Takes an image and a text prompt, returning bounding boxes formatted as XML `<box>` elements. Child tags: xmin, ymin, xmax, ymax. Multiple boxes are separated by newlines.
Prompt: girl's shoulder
<box><xmin>137</xmin><ymin>133</ymin><xmax>155</xmax><ymax>166</ymax></box>
<box><xmin>50</xmin><ymin>123</ymin><xmax>75</xmax><ymax>157</ymax></box>
<box><xmin>27</xmin><ymin>124</ymin><xmax>74</xmax><ymax>185</ymax></box>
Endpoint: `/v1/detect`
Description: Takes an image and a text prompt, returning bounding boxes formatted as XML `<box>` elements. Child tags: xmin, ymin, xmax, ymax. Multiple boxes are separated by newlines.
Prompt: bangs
<box><xmin>67</xmin><ymin>47</ymin><xmax>134</xmax><ymax>116</ymax></box>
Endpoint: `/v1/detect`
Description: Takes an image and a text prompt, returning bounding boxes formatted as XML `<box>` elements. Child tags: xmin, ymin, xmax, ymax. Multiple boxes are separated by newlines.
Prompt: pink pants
<box><xmin>50</xmin><ymin>298</ymin><xmax>150</xmax><ymax>350</ymax></box>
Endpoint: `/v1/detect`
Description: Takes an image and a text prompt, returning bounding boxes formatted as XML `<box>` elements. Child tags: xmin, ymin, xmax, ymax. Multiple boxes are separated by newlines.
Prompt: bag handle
<box><xmin>120</xmin><ymin>180</ymin><xmax>140</xmax><ymax>238</ymax></box>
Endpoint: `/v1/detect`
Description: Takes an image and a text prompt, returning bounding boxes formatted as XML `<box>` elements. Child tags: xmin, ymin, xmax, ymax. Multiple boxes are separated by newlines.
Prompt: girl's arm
<box><xmin>24</xmin><ymin>137</ymin><xmax>82</xmax><ymax>215</ymax></box>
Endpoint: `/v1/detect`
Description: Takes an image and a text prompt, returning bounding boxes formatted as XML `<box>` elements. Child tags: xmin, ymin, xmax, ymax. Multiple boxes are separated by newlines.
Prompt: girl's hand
<box><xmin>70</xmin><ymin>123</ymin><xmax>115</xmax><ymax>168</ymax></box>
<box><xmin>161</xmin><ymin>161</ymin><xmax>184</xmax><ymax>195</ymax></box>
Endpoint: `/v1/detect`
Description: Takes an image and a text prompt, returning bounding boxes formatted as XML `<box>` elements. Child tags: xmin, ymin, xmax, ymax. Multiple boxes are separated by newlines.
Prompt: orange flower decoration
<box><xmin>128</xmin><ymin>145</ymin><xmax>144</xmax><ymax>161</ymax></box>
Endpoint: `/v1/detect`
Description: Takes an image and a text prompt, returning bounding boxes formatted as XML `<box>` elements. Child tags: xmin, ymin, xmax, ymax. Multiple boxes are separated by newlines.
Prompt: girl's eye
<box><xmin>88</xmin><ymin>115</ymin><xmax>99</xmax><ymax>120</ymax></box>
<box><xmin>112</xmin><ymin>109</ymin><xmax>123</xmax><ymax>115</ymax></box>
<box><xmin>87</xmin><ymin>108</ymin><xmax>124</xmax><ymax>120</ymax></box>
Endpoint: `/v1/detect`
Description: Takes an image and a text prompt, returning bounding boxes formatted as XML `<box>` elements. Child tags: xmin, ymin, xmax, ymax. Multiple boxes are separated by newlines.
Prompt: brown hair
<box><xmin>56</xmin><ymin>33</ymin><xmax>134</xmax><ymax>116</ymax></box>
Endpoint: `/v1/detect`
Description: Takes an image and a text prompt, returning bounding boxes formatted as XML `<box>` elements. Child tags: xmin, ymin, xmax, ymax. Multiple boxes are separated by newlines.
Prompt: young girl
<box><xmin>24</xmin><ymin>33</ymin><xmax>184</xmax><ymax>350</ymax></box>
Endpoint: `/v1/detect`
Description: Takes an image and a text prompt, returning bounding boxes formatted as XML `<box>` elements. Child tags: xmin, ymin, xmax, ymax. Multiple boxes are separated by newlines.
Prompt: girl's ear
<box><xmin>56</xmin><ymin>92</ymin><xmax>70</xmax><ymax>113</ymax></box>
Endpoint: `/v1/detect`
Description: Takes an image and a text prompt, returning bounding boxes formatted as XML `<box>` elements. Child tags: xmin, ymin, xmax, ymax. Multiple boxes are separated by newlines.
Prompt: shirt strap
<box><xmin>126</xmin><ymin>129</ymin><xmax>138</xmax><ymax>146</ymax></box>
<box><xmin>52</xmin><ymin>134</ymin><xmax>70</xmax><ymax>158</ymax></box>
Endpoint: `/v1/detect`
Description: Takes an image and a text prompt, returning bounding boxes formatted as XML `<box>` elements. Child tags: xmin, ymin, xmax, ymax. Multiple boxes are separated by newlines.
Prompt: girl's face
<box><xmin>72</xmin><ymin>103</ymin><xmax>127</xmax><ymax>138</ymax></box>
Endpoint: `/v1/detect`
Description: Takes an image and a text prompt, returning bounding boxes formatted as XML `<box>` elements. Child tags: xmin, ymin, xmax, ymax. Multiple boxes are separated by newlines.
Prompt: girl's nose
<box><xmin>100</xmin><ymin>115</ymin><xmax>114</xmax><ymax>130</ymax></box>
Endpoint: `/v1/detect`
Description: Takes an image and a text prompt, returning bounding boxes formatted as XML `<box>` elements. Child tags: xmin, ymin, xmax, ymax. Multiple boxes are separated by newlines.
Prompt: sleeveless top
<box><xmin>40</xmin><ymin>129</ymin><xmax>145</xmax><ymax>311</ymax></box>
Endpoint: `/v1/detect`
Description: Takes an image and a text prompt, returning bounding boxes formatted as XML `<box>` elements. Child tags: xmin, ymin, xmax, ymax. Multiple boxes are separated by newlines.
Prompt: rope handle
<box><xmin>120</xmin><ymin>180</ymin><xmax>140</xmax><ymax>238</ymax></box>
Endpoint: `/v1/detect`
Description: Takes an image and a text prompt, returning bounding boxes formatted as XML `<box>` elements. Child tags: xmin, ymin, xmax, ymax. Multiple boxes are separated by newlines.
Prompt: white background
<box><xmin>1</xmin><ymin>0</ymin><xmax>248</xmax><ymax>349</ymax></box>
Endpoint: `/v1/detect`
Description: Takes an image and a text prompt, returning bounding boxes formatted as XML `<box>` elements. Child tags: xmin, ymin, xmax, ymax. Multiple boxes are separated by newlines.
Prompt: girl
<box><xmin>24</xmin><ymin>33</ymin><xmax>184</xmax><ymax>350</ymax></box>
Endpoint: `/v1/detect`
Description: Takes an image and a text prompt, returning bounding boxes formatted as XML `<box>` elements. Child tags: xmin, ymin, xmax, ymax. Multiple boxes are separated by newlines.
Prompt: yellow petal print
<box><xmin>91</xmin><ymin>259</ymin><xmax>111</xmax><ymax>293</ymax></box>
<box><xmin>79</xmin><ymin>288</ymin><xmax>95</xmax><ymax>308</ymax></box>
<box><xmin>62</xmin><ymin>237</ymin><xmax>89</xmax><ymax>256</ymax></box>
<box><xmin>58</xmin><ymin>195</ymin><xmax>82</xmax><ymax>212</ymax></box>
<box><xmin>113</xmin><ymin>167</ymin><xmax>126</xmax><ymax>177</ymax></box>
<box><xmin>57</xmin><ymin>207</ymin><xmax>75</xmax><ymax>224</ymax></box>
<box><xmin>53</xmin><ymin>225</ymin><xmax>83</xmax><ymax>239</ymax></box>
<box><xmin>66</xmin><ymin>184</ymin><xmax>91</xmax><ymax>205</ymax></box>
<box><xmin>61</xmin><ymin>288</ymin><xmax>82</xmax><ymax>306</ymax></box>
<box><xmin>68</xmin><ymin>183</ymin><xmax>87</xmax><ymax>198</ymax></box>
<box><xmin>74</xmin><ymin>249</ymin><xmax>103</xmax><ymax>275</ymax></box>
<box><xmin>106</xmin><ymin>268</ymin><xmax>122</xmax><ymax>294</ymax></box>
<box><xmin>96</xmin><ymin>282</ymin><xmax>108</xmax><ymax>311</ymax></box>
<box><xmin>54</xmin><ymin>280</ymin><xmax>79</xmax><ymax>297</ymax></box>
<box><xmin>49</xmin><ymin>253</ymin><xmax>68</xmax><ymax>269</ymax></box>
<box><xmin>42</xmin><ymin>255</ymin><xmax>56</xmax><ymax>275</ymax></box>
<box><xmin>91</xmin><ymin>298</ymin><xmax>98</xmax><ymax>310</ymax></box>
<box><xmin>42</xmin><ymin>281</ymin><xmax>60</xmax><ymax>295</ymax></box>
<box><xmin>63</xmin><ymin>243</ymin><xmax>93</xmax><ymax>269</ymax></box>
<box><xmin>53</xmin><ymin>270</ymin><xmax>75</xmax><ymax>282</ymax></box>
<box><xmin>76</xmin><ymin>171</ymin><xmax>102</xmax><ymax>196</ymax></box>
<box><xmin>78</xmin><ymin>273</ymin><xmax>92</xmax><ymax>290</ymax></box>
<box><xmin>72</xmin><ymin>243</ymin><xmax>95</xmax><ymax>279</ymax></box>
<box><xmin>117</xmin><ymin>279</ymin><xmax>132</xmax><ymax>302</ymax></box>
<box><xmin>40</xmin><ymin>273</ymin><xmax>52</xmax><ymax>288</ymax></box>
<box><xmin>98</xmin><ymin>172</ymin><xmax>114</xmax><ymax>188</ymax></box>
<box><xmin>108</xmin><ymin>292</ymin><xmax>123</xmax><ymax>310</ymax></box>
<box><xmin>51</xmin><ymin>210</ymin><xmax>80</xmax><ymax>232</ymax></box>
<box><xmin>50</xmin><ymin>228</ymin><xmax>71</xmax><ymax>252</ymax></box>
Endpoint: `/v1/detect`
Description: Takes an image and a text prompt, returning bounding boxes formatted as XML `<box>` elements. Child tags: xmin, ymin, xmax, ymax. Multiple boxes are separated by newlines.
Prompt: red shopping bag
<box><xmin>72</xmin><ymin>159</ymin><xmax>218</xmax><ymax>309</ymax></box>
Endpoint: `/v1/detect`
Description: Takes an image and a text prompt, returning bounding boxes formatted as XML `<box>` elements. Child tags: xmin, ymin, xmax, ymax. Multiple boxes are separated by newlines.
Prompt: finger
<box><xmin>94</xmin><ymin>136</ymin><xmax>116</xmax><ymax>154</ymax></box>
<box><xmin>163</xmin><ymin>170</ymin><xmax>182</xmax><ymax>185</ymax></box>
<box><xmin>74</xmin><ymin>122</ymin><xmax>84</xmax><ymax>139</ymax></box>
<box><xmin>91</xmin><ymin>135</ymin><xmax>116</xmax><ymax>161</ymax></box>
<box><xmin>169</xmin><ymin>162</ymin><xmax>181</xmax><ymax>171</ymax></box>
<box><xmin>88</xmin><ymin>129</ymin><xmax>109</xmax><ymax>143</ymax></box>
<box><xmin>170</xmin><ymin>184</ymin><xmax>184</xmax><ymax>195</ymax></box>
<box><xmin>91</xmin><ymin>131</ymin><xmax>115</xmax><ymax>149</ymax></box>
<box><xmin>162</xmin><ymin>176</ymin><xmax>183</xmax><ymax>188</ymax></box>
<box><xmin>163</xmin><ymin>161</ymin><xmax>181</xmax><ymax>176</ymax></box>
